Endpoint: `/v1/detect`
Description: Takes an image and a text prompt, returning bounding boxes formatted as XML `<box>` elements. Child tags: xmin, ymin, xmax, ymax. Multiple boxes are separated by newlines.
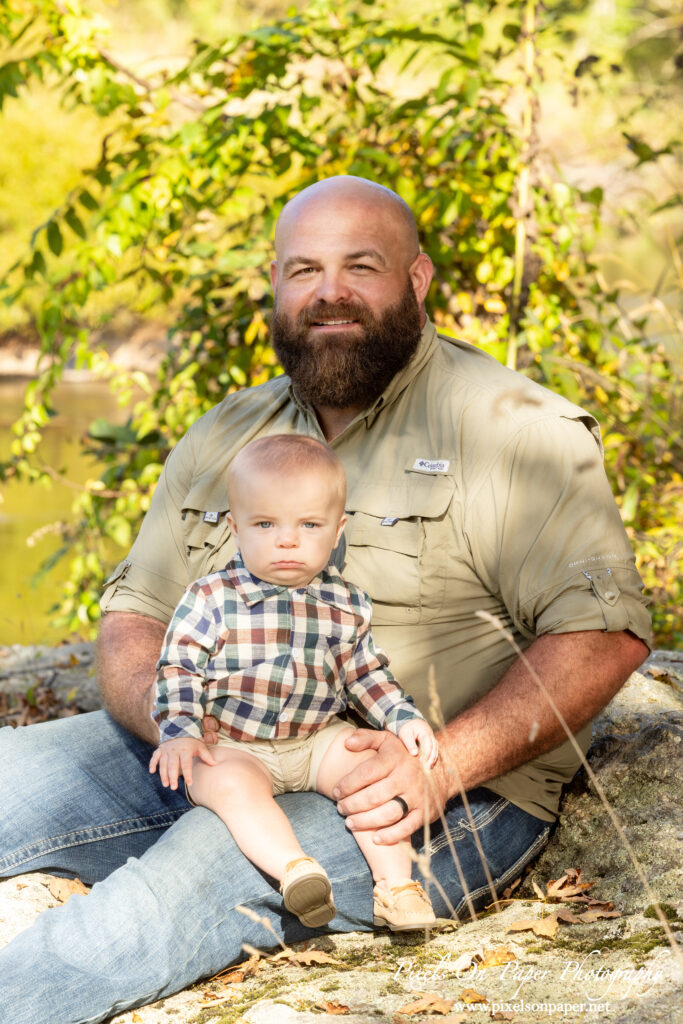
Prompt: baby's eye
<box><xmin>302</xmin><ymin>522</ymin><xmax>320</xmax><ymax>529</ymax></box>
<box><xmin>256</xmin><ymin>521</ymin><xmax>273</xmax><ymax>529</ymax></box>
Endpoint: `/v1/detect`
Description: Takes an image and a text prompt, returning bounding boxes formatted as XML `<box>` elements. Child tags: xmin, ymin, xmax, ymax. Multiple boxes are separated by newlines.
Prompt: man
<box><xmin>0</xmin><ymin>177</ymin><xmax>649</xmax><ymax>1024</ymax></box>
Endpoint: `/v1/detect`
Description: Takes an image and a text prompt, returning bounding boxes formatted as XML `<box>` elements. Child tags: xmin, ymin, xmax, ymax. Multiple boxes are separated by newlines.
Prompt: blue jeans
<box><xmin>0</xmin><ymin>712</ymin><xmax>551</xmax><ymax>1024</ymax></box>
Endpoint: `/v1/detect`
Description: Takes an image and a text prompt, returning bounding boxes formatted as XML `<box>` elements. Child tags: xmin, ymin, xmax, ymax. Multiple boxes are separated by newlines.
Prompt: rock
<box><xmin>0</xmin><ymin>641</ymin><xmax>99</xmax><ymax>716</ymax></box>
<box><xmin>0</xmin><ymin>649</ymin><xmax>681</xmax><ymax>1022</ymax></box>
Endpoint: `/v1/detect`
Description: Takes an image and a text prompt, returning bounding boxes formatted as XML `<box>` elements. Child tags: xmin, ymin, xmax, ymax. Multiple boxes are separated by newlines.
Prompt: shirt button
<box><xmin>279</xmin><ymin>711</ymin><xmax>289</xmax><ymax>722</ymax></box>
<box><xmin>603</xmin><ymin>590</ymin><xmax>616</xmax><ymax>600</ymax></box>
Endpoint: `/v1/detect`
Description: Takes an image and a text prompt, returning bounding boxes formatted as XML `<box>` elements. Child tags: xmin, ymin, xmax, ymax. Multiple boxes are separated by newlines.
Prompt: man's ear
<box><xmin>226</xmin><ymin>513</ymin><xmax>238</xmax><ymax>536</ymax></box>
<box><xmin>269</xmin><ymin>260</ymin><xmax>279</xmax><ymax>293</ymax></box>
<box><xmin>409</xmin><ymin>252</ymin><xmax>434</xmax><ymax>306</ymax></box>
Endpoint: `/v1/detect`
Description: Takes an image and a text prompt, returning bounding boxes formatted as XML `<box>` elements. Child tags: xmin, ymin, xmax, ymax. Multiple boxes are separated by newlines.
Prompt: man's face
<box><xmin>269</xmin><ymin>196</ymin><xmax>432</xmax><ymax>409</ymax></box>
<box><xmin>227</xmin><ymin>469</ymin><xmax>346</xmax><ymax>587</ymax></box>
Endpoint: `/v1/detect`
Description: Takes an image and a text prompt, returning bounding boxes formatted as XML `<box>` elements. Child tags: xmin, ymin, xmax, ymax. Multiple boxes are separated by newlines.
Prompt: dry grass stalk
<box><xmin>475</xmin><ymin>608</ymin><xmax>683</xmax><ymax>970</ymax></box>
<box><xmin>235</xmin><ymin>904</ymin><xmax>290</xmax><ymax>952</ymax></box>
<box><xmin>429</xmin><ymin>666</ymin><xmax>502</xmax><ymax>916</ymax></box>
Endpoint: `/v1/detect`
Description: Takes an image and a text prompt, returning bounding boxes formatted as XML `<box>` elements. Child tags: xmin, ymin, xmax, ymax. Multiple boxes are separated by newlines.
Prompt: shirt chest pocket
<box><xmin>182</xmin><ymin>508</ymin><xmax>237</xmax><ymax>581</ymax></box>
<box><xmin>343</xmin><ymin>475</ymin><xmax>454</xmax><ymax>625</ymax></box>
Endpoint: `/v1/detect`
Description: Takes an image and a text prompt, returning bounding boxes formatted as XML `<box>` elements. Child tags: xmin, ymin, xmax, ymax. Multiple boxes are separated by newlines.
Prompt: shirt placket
<box><xmin>278</xmin><ymin>587</ymin><xmax>309</xmax><ymax>726</ymax></box>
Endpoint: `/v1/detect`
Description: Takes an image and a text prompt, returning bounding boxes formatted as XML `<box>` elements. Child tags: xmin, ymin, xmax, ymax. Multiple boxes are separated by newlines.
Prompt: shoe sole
<box><xmin>284</xmin><ymin>874</ymin><xmax>336</xmax><ymax>928</ymax></box>
<box><xmin>373</xmin><ymin>914</ymin><xmax>436</xmax><ymax>932</ymax></box>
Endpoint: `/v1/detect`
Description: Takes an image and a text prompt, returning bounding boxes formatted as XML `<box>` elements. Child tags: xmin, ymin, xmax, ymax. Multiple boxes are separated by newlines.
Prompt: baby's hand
<box><xmin>149</xmin><ymin>737</ymin><xmax>217</xmax><ymax>790</ymax></box>
<box><xmin>398</xmin><ymin>719</ymin><xmax>439</xmax><ymax>769</ymax></box>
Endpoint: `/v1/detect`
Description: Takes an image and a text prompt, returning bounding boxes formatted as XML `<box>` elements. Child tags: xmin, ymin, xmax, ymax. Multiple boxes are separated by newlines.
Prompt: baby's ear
<box><xmin>335</xmin><ymin>514</ymin><xmax>347</xmax><ymax>542</ymax></box>
<box><xmin>226</xmin><ymin>513</ymin><xmax>238</xmax><ymax>535</ymax></box>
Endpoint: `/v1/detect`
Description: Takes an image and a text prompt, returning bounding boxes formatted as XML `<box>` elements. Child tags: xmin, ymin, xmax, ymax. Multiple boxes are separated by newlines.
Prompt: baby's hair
<box><xmin>227</xmin><ymin>434</ymin><xmax>346</xmax><ymax>510</ymax></box>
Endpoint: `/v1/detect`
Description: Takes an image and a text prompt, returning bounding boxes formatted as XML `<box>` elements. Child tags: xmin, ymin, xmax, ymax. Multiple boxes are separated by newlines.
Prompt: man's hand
<box><xmin>149</xmin><ymin>737</ymin><xmax>217</xmax><ymax>789</ymax></box>
<box><xmin>332</xmin><ymin>729</ymin><xmax>449</xmax><ymax>845</ymax></box>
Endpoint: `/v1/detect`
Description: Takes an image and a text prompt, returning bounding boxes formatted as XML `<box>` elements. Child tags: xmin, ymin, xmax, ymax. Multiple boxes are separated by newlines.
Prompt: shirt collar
<box><xmin>226</xmin><ymin>551</ymin><xmax>357</xmax><ymax>616</ymax></box>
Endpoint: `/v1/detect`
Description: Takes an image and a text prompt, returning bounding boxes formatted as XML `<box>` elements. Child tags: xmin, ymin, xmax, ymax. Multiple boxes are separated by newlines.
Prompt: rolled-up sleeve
<box><xmin>467</xmin><ymin>416</ymin><xmax>652</xmax><ymax>646</ymax></box>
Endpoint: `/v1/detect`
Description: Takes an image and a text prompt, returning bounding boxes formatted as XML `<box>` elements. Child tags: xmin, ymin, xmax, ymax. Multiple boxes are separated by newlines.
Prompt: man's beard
<box><xmin>270</xmin><ymin>280</ymin><xmax>422</xmax><ymax>410</ymax></box>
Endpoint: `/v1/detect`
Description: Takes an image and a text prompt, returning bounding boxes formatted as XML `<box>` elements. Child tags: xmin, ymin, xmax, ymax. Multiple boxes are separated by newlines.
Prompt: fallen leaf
<box><xmin>396</xmin><ymin>992</ymin><xmax>455</xmax><ymax>1015</ymax></box>
<box><xmin>574</xmin><ymin>908</ymin><xmax>622</xmax><ymax>923</ymax></box>
<box><xmin>314</xmin><ymin>1000</ymin><xmax>350</xmax><ymax>1014</ymax></box>
<box><xmin>131</xmin><ymin>1015</ymin><xmax>142</xmax><ymax>1023</ymax></box>
<box><xmin>546</xmin><ymin>868</ymin><xmax>594</xmax><ymax>901</ymax></box>
<box><xmin>508</xmin><ymin>913</ymin><xmax>559</xmax><ymax>939</ymax></box>
<box><xmin>199</xmin><ymin>991</ymin><xmax>238</xmax><ymax>1007</ymax></box>
<box><xmin>45</xmin><ymin>877</ymin><xmax>90</xmax><ymax>904</ymax></box>
<box><xmin>452</xmin><ymin>951</ymin><xmax>476</xmax><ymax>973</ymax></box>
<box><xmin>271</xmin><ymin>948</ymin><xmax>342</xmax><ymax>967</ymax></box>
<box><xmin>478</xmin><ymin>946</ymin><xmax>517</xmax><ymax>969</ymax></box>
<box><xmin>501</xmin><ymin>876</ymin><xmax>522</xmax><ymax>899</ymax></box>
<box><xmin>490</xmin><ymin>1013</ymin><xmax>514</xmax><ymax>1021</ymax></box>
<box><xmin>461</xmin><ymin>988</ymin><xmax>487</xmax><ymax>1004</ymax></box>
<box><xmin>15</xmin><ymin>883</ymin><xmax>27</xmax><ymax>891</ymax></box>
<box><xmin>531</xmin><ymin>877</ymin><xmax>546</xmax><ymax>901</ymax></box>
<box><xmin>212</xmin><ymin>954</ymin><xmax>261</xmax><ymax>985</ymax></box>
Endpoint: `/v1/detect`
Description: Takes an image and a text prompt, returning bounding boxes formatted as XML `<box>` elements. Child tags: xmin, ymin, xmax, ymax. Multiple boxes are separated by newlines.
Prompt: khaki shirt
<box><xmin>102</xmin><ymin>320</ymin><xmax>651</xmax><ymax>820</ymax></box>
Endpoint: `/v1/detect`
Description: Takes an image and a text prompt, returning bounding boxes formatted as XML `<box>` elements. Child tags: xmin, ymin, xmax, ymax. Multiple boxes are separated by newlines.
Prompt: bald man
<box><xmin>0</xmin><ymin>176</ymin><xmax>649</xmax><ymax>1024</ymax></box>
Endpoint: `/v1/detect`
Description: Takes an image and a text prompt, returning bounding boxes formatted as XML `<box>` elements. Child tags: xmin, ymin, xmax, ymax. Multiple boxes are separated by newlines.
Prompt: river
<box><xmin>0</xmin><ymin>378</ymin><xmax>127</xmax><ymax>646</ymax></box>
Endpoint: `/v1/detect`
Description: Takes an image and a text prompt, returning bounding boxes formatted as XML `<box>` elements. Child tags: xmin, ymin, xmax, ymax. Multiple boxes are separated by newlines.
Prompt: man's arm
<box><xmin>97</xmin><ymin>611</ymin><xmax>166</xmax><ymax>745</ymax></box>
<box><xmin>334</xmin><ymin>628</ymin><xmax>648</xmax><ymax>843</ymax></box>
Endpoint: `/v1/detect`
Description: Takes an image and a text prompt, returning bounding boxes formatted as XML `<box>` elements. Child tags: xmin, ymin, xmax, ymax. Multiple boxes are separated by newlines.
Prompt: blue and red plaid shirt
<box><xmin>153</xmin><ymin>552</ymin><xmax>422</xmax><ymax>743</ymax></box>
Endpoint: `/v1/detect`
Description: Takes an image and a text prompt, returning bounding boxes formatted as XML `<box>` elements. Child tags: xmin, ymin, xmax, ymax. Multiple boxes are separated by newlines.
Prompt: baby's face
<box><xmin>227</xmin><ymin>468</ymin><xmax>346</xmax><ymax>587</ymax></box>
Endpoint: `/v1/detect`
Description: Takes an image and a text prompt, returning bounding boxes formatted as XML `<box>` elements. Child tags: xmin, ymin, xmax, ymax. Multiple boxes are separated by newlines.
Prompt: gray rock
<box><xmin>0</xmin><ymin>648</ymin><xmax>681</xmax><ymax>1022</ymax></box>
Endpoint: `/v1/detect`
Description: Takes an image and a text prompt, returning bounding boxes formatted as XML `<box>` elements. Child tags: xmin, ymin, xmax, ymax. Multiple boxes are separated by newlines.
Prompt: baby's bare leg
<box><xmin>189</xmin><ymin>748</ymin><xmax>305</xmax><ymax>880</ymax></box>
<box><xmin>315</xmin><ymin>730</ymin><xmax>413</xmax><ymax>888</ymax></box>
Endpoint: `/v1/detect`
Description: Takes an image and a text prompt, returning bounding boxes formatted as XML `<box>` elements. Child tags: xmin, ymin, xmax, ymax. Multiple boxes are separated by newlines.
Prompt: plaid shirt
<box><xmin>153</xmin><ymin>552</ymin><xmax>422</xmax><ymax>743</ymax></box>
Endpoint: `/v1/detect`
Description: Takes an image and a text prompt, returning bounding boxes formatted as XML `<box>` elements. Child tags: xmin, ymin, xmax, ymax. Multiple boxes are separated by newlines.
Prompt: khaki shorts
<box><xmin>211</xmin><ymin>716</ymin><xmax>356</xmax><ymax>796</ymax></box>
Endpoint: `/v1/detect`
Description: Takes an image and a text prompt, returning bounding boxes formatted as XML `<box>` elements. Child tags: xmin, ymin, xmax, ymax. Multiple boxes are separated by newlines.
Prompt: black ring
<box><xmin>392</xmin><ymin>796</ymin><xmax>409</xmax><ymax>819</ymax></box>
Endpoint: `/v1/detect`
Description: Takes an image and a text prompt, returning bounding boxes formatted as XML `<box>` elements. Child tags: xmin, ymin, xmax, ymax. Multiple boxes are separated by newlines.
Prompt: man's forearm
<box><xmin>96</xmin><ymin>611</ymin><xmax>167</xmax><ymax>744</ymax></box>
<box><xmin>437</xmin><ymin>629</ymin><xmax>648</xmax><ymax>797</ymax></box>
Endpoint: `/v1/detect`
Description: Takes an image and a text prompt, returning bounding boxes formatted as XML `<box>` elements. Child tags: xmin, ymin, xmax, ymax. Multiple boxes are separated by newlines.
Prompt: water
<box><xmin>0</xmin><ymin>379</ymin><xmax>126</xmax><ymax>645</ymax></box>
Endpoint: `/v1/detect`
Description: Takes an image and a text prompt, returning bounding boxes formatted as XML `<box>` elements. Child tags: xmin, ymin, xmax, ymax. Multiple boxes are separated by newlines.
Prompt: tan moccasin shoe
<box><xmin>373</xmin><ymin>880</ymin><xmax>436</xmax><ymax>931</ymax></box>
<box><xmin>280</xmin><ymin>856</ymin><xmax>336</xmax><ymax>928</ymax></box>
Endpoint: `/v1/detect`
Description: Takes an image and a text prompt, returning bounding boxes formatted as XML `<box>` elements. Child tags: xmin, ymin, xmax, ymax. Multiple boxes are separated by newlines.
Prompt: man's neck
<box><xmin>314</xmin><ymin>404</ymin><xmax>365</xmax><ymax>442</ymax></box>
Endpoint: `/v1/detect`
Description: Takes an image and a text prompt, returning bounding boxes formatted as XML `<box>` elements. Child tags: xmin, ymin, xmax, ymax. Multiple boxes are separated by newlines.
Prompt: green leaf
<box><xmin>46</xmin><ymin>221</ymin><xmax>63</xmax><ymax>256</ymax></box>
<box><xmin>65</xmin><ymin>207</ymin><xmax>87</xmax><ymax>239</ymax></box>
<box><xmin>78</xmin><ymin>189</ymin><xmax>99</xmax><ymax>211</ymax></box>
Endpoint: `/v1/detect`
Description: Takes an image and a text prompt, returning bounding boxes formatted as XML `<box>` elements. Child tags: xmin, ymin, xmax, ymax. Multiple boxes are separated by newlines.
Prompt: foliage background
<box><xmin>1</xmin><ymin>0</ymin><xmax>681</xmax><ymax>646</ymax></box>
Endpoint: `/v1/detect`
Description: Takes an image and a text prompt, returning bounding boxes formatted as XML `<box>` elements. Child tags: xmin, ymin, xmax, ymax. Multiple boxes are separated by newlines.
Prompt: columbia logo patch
<box><xmin>203</xmin><ymin>511</ymin><xmax>220</xmax><ymax>523</ymax></box>
<box><xmin>412</xmin><ymin>458</ymin><xmax>450</xmax><ymax>475</ymax></box>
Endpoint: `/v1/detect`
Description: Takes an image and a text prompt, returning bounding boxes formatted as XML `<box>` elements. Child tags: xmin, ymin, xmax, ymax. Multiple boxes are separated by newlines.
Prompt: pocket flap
<box><xmin>346</xmin><ymin>475</ymin><xmax>453</xmax><ymax>520</ymax></box>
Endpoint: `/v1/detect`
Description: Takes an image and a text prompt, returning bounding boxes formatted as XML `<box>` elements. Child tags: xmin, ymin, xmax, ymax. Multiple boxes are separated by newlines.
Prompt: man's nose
<box><xmin>313</xmin><ymin>270</ymin><xmax>352</xmax><ymax>304</ymax></box>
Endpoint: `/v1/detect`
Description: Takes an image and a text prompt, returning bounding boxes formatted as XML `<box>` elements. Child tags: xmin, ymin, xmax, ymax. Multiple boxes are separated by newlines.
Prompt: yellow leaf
<box><xmin>507</xmin><ymin>913</ymin><xmax>559</xmax><ymax>939</ymax></box>
<box><xmin>314</xmin><ymin>1000</ymin><xmax>350</xmax><ymax>1014</ymax></box>
<box><xmin>460</xmin><ymin>988</ymin><xmax>487</xmax><ymax>1004</ymax></box>
<box><xmin>45</xmin><ymin>877</ymin><xmax>90</xmax><ymax>904</ymax></box>
<box><xmin>477</xmin><ymin>946</ymin><xmax>517</xmax><ymax>969</ymax></box>
<box><xmin>396</xmin><ymin>992</ymin><xmax>455</xmax><ymax>1014</ymax></box>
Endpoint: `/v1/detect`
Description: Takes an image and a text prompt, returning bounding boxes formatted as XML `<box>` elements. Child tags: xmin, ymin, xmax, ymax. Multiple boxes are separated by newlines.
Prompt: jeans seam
<box><xmin>0</xmin><ymin>812</ymin><xmax>185</xmax><ymax>871</ymax></box>
<box><xmin>453</xmin><ymin>825</ymin><xmax>551</xmax><ymax>916</ymax></box>
<box><xmin>426</xmin><ymin>795</ymin><xmax>510</xmax><ymax>854</ymax></box>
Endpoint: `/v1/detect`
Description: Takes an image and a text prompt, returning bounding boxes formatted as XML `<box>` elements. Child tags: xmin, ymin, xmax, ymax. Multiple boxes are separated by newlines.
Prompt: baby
<box><xmin>149</xmin><ymin>434</ymin><xmax>438</xmax><ymax>931</ymax></box>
